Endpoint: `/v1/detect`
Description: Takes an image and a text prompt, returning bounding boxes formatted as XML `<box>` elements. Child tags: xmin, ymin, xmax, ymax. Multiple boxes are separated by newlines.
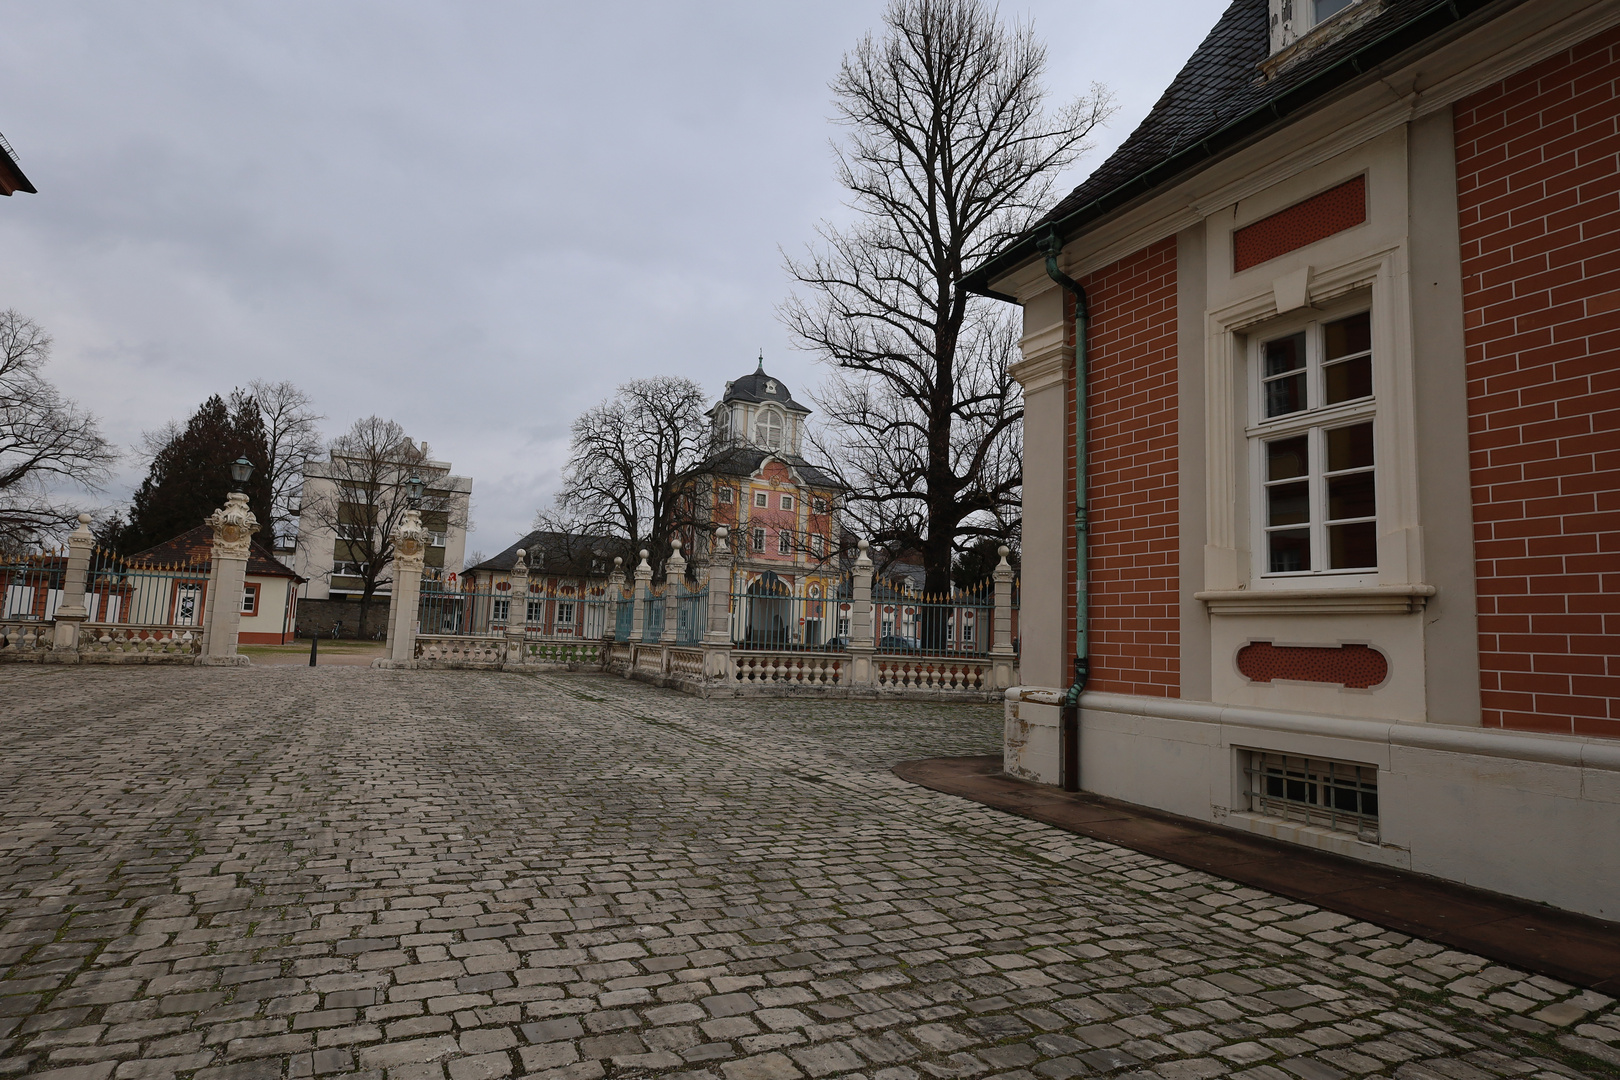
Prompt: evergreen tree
<box><xmin>118</xmin><ymin>392</ymin><xmax>273</xmax><ymax>553</ymax></box>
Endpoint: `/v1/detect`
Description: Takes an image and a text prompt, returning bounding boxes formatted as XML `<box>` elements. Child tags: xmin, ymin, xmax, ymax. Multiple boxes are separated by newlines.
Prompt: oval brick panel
<box><xmin>1237</xmin><ymin>641</ymin><xmax>1388</xmax><ymax>689</ymax></box>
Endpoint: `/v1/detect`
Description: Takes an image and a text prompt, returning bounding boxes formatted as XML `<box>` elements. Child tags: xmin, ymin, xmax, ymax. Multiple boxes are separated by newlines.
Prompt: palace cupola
<box><xmin>709</xmin><ymin>355</ymin><xmax>811</xmax><ymax>455</ymax></box>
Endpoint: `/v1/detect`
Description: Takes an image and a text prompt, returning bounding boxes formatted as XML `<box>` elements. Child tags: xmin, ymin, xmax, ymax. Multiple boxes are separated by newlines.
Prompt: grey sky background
<box><xmin>0</xmin><ymin>1</ymin><xmax>1227</xmax><ymax>558</ymax></box>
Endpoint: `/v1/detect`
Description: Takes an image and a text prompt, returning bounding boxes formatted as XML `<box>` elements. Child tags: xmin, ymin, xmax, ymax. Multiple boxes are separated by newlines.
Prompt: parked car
<box><xmin>878</xmin><ymin>634</ymin><xmax>921</xmax><ymax>652</ymax></box>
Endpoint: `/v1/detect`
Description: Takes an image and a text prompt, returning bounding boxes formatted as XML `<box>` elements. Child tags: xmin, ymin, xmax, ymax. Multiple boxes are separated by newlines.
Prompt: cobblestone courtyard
<box><xmin>2</xmin><ymin>668</ymin><xmax>1618</xmax><ymax>1080</ymax></box>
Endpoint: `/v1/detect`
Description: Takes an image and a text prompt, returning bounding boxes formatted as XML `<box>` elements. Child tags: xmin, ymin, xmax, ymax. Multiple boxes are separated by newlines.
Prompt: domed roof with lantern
<box><xmin>720</xmin><ymin>355</ymin><xmax>810</xmax><ymax>413</ymax></box>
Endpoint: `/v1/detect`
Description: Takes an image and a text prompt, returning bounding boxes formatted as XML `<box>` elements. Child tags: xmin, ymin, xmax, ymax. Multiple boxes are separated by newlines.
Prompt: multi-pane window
<box><xmin>752</xmin><ymin>527</ymin><xmax>766</xmax><ymax>553</ymax></box>
<box><xmin>1255</xmin><ymin>310</ymin><xmax>1376</xmax><ymax>577</ymax></box>
<box><xmin>754</xmin><ymin>491</ymin><xmax>768</xmax><ymax>508</ymax></box>
<box><xmin>812</xmin><ymin>497</ymin><xmax>829</xmax><ymax>514</ymax></box>
<box><xmin>756</xmin><ymin>410</ymin><xmax>783</xmax><ymax>449</ymax></box>
<box><xmin>778</xmin><ymin>530</ymin><xmax>791</xmax><ymax>555</ymax></box>
<box><xmin>811</xmin><ymin>534</ymin><xmax>825</xmax><ymax>558</ymax></box>
<box><xmin>241</xmin><ymin>586</ymin><xmax>257</xmax><ymax>614</ymax></box>
<box><xmin>718</xmin><ymin>487</ymin><xmax>733</xmax><ymax>505</ymax></box>
<box><xmin>556</xmin><ymin>602</ymin><xmax>574</xmax><ymax>626</ymax></box>
<box><xmin>526</xmin><ymin>599</ymin><xmax>545</xmax><ymax>624</ymax></box>
<box><xmin>492</xmin><ymin>598</ymin><xmax>510</xmax><ymax>623</ymax></box>
<box><xmin>780</xmin><ymin>495</ymin><xmax>793</xmax><ymax>511</ymax></box>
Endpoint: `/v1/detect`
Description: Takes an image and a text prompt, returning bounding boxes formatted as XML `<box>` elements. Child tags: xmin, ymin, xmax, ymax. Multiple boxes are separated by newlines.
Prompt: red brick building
<box><xmin>968</xmin><ymin>0</ymin><xmax>1620</xmax><ymax>919</ymax></box>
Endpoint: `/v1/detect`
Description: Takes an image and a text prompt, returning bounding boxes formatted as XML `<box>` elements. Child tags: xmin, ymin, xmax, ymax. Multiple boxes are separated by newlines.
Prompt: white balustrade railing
<box><xmin>875</xmin><ymin>656</ymin><xmax>990</xmax><ymax>692</ymax></box>
<box><xmin>733</xmin><ymin>652</ymin><xmax>847</xmax><ymax>687</ymax></box>
<box><xmin>0</xmin><ymin>621</ymin><xmax>49</xmax><ymax>657</ymax></box>
<box><xmin>667</xmin><ymin>647</ymin><xmax>704</xmax><ymax>678</ymax></box>
<box><xmin>78</xmin><ymin>624</ymin><xmax>202</xmax><ymax>658</ymax></box>
<box><xmin>415</xmin><ymin>634</ymin><xmax>505</xmax><ymax>665</ymax></box>
<box><xmin>523</xmin><ymin>640</ymin><xmax>602</xmax><ymax>666</ymax></box>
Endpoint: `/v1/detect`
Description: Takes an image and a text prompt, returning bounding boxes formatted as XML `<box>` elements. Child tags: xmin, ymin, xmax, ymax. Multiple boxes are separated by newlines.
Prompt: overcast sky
<box><xmin>0</xmin><ymin>1</ymin><xmax>1227</xmax><ymax>558</ymax></box>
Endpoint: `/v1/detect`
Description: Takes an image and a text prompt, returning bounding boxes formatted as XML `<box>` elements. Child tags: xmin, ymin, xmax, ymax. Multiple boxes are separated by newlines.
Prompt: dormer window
<box><xmin>765</xmin><ymin>380</ymin><xmax>777</xmax><ymax>395</ymax></box>
<box><xmin>1269</xmin><ymin>0</ymin><xmax>1361</xmax><ymax>54</ymax></box>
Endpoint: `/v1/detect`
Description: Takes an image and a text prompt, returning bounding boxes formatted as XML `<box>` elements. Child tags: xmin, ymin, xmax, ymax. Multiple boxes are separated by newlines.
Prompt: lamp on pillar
<box><xmin>406</xmin><ymin>474</ymin><xmax>425</xmax><ymax>508</ymax></box>
<box><xmin>229</xmin><ymin>457</ymin><xmax>254</xmax><ymax>492</ymax></box>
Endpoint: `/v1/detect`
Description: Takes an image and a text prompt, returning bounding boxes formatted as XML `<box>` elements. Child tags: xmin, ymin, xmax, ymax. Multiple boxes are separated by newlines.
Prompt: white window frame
<box><xmin>241</xmin><ymin>585</ymin><xmax>258</xmax><ymax>615</ymax></box>
<box><xmin>556</xmin><ymin>601</ymin><xmax>575</xmax><ymax>626</ymax></box>
<box><xmin>1202</xmin><ymin>243</ymin><xmax>1423</xmax><ymax>605</ymax></box>
<box><xmin>752</xmin><ymin>527</ymin><xmax>766</xmax><ymax>553</ymax></box>
<box><xmin>754</xmin><ymin>491</ymin><xmax>768</xmax><ymax>508</ymax></box>
<box><xmin>811</xmin><ymin>534</ymin><xmax>825</xmax><ymax>558</ymax></box>
<box><xmin>780</xmin><ymin>495</ymin><xmax>793</xmax><ymax>511</ymax></box>
<box><xmin>778</xmin><ymin>530</ymin><xmax>791</xmax><ymax>556</ymax></box>
<box><xmin>755</xmin><ymin>408</ymin><xmax>784</xmax><ymax>450</ymax></box>
<box><xmin>1247</xmin><ymin>298</ymin><xmax>1378</xmax><ymax>586</ymax></box>
<box><xmin>813</xmin><ymin>497</ymin><xmax>829</xmax><ymax>514</ymax></box>
<box><xmin>718</xmin><ymin>486</ymin><xmax>733</xmax><ymax>505</ymax></box>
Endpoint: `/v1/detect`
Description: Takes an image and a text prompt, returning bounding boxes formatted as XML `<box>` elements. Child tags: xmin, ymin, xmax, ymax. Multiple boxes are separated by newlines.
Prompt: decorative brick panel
<box><xmin>1236</xmin><ymin>642</ymin><xmax>1388</xmax><ymax>689</ymax></box>
<box><xmin>1063</xmin><ymin>238</ymin><xmax>1180</xmax><ymax>696</ymax></box>
<box><xmin>1455</xmin><ymin>26</ymin><xmax>1620</xmax><ymax>739</ymax></box>
<box><xmin>1233</xmin><ymin>175</ymin><xmax>1366</xmax><ymax>272</ymax></box>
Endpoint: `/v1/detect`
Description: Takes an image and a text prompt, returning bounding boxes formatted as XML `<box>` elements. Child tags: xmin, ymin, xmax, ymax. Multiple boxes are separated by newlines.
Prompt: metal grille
<box><xmin>1245</xmin><ymin>751</ymin><xmax>1379</xmax><ymax>842</ymax></box>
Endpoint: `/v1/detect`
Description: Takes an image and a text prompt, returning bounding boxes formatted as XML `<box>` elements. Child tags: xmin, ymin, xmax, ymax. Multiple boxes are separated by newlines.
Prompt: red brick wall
<box><xmin>1064</xmin><ymin>238</ymin><xmax>1180</xmax><ymax>696</ymax></box>
<box><xmin>1455</xmin><ymin>27</ymin><xmax>1620</xmax><ymax>738</ymax></box>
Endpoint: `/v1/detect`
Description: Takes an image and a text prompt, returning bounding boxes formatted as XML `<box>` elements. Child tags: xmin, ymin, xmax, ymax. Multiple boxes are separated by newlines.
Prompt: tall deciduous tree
<box><xmin>783</xmin><ymin>0</ymin><xmax>1110</xmax><ymax>598</ymax></box>
<box><xmin>248</xmin><ymin>379</ymin><xmax>324</xmax><ymax>548</ymax></box>
<box><xmin>0</xmin><ymin>309</ymin><xmax>116</xmax><ymax>549</ymax></box>
<box><xmin>119</xmin><ymin>393</ymin><xmax>272</xmax><ymax>554</ymax></box>
<box><xmin>541</xmin><ymin>377</ymin><xmax>709</xmax><ymax>575</ymax></box>
<box><xmin>299</xmin><ymin>416</ymin><xmax>466</xmax><ymax>635</ymax></box>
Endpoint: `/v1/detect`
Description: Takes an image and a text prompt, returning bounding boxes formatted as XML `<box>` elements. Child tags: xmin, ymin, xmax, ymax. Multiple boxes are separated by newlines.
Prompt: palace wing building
<box><xmin>968</xmin><ymin>0</ymin><xmax>1620</xmax><ymax>920</ymax></box>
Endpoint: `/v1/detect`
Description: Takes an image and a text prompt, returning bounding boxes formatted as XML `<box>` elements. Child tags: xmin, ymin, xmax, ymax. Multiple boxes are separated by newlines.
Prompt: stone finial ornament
<box><xmin>391</xmin><ymin>508</ymin><xmax>428</xmax><ymax>570</ymax></box>
<box><xmin>206</xmin><ymin>491</ymin><xmax>260</xmax><ymax>559</ymax></box>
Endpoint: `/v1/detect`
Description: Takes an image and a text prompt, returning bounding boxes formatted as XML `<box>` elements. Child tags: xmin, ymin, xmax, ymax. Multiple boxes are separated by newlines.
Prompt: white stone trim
<box><xmin>1195</xmin><ymin>584</ymin><xmax>1433</xmax><ymax>615</ymax></box>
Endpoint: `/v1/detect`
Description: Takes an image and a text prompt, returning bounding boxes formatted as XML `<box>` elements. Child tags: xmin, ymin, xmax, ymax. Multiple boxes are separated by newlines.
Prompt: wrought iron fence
<box><xmin>641</xmin><ymin>589</ymin><xmax>665</xmax><ymax>643</ymax></box>
<box><xmin>871</xmin><ymin>579</ymin><xmax>994</xmax><ymax>657</ymax></box>
<box><xmin>1</xmin><ymin>550</ymin><xmax>66</xmax><ymax>621</ymax></box>
<box><xmin>730</xmin><ymin>588</ymin><xmax>846</xmax><ymax>651</ymax></box>
<box><xmin>86</xmin><ymin>546</ymin><xmax>211</xmax><ymax>627</ymax></box>
<box><xmin>420</xmin><ymin>581</ymin><xmax>613</xmax><ymax>638</ymax></box>
<box><xmin>676</xmin><ymin>586</ymin><xmax>705</xmax><ymax>645</ymax></box>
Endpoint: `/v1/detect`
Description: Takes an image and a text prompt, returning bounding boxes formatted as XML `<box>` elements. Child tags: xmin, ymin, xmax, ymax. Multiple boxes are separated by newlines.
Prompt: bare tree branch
<box><xmin>782</xmin><ymin>0</ymin><xmax>1110</xmax><ymax>596</ymax></box>
<box><xmin>0</xmin><ymin>309</ymin><xmax>116</xmax><ymax>548</ymax></box>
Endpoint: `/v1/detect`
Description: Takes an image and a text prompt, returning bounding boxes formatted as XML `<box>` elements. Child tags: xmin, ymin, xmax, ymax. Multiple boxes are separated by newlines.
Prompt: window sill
<box><xmin>1196</xmin><ymin>584</ymin><xmax>1433</xmax><ymax>615</ymax></box>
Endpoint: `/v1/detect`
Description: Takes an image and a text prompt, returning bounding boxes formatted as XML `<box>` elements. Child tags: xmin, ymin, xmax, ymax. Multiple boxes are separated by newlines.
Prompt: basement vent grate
<box><xmin>1245</xmin><ymin>751</ymin><xmax>1379</xmax><ymax>842</ymax></box>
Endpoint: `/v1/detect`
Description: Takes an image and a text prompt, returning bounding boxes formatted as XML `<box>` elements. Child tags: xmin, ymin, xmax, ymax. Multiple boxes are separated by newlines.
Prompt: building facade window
<box><xmin>811</xmin><ymin>534</ymin><xmax>825</xmax><ymax>558</ymax></box>
<box><xmin>1253</xmin><ymin>308</ymin><xmax>1376</xmax><ymax>577</ymax></box>
<box><xmin>718</xmin><ymin>486</ymin><xmax>733</xmax><ymax>505</ymax></box>
<box><xmin>753</xmin><ymin>527</ymin><xmax>766</xmax><ymax>553</ymax></box>
<box><xmin>556</xmin><ymin>602</ymin><xmax>574</xmax><ymax>626</ymax></box>
<box><xmin>241</xmin><ymin>584</ymin><xmax>259</xmax><ymax>614</ymax></box>
<box><xmin>778</xmin><ymin>530</ymin><xmax>791</xmax><ymax>555</ymax></box>
<box><xmin>754</xmin><ymin>491</ymin><xmax>768</xmax><ymax>508</ymax></box>
<box><xmin>492</xmin><ymin>598</ymin><xmax>510</xmax><ymax>623</ymax></box>
<box><xmin>780</xmin><ymin>495</ymin><xmax>793</xmax><ymax>511</ymax></box>
<box><xmin>812</xmin><ymin>497</ymin><xmax>829</xmax><ymax>514</ymax></box>
<box><xmin>526</xmin><ymin>599</ymin><xmax>545</xmax><ymax>624</ymax></box>
<box><xmin>756</xmin><ymin>409</ymin><xmax>783</xmax><ymax>449</ymax></box>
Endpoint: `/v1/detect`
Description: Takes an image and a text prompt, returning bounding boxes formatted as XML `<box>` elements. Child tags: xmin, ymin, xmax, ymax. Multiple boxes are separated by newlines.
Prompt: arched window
<box><xmin>755</xmin><ymin>409</ymin><xmax>783</xmax><ymax>449</ymax></box>
<box><xmin>714</xmin><ymin>407</ymin><xmax>730</xmax><ymax>440</ymax></box>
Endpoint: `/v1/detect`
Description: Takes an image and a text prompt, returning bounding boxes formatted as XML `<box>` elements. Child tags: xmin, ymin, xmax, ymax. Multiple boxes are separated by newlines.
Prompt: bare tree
<box><xmin>0</xmin><ymin>309</ymin><xmax>116</xmax><ymax>548</ymax></box>
<box><xmin>543</xmin><ymin>377</ymin><xmax>710</xmax><ymax>574</ymax></box>
<box><xmin>782</xmin><ymin>0</ymin><xmax>1110</xmax><ymax>600</ymax></box>
<box><xmin>300</xmin><ymin>416</ymin><xmax>465</xmax><ymax>635</ymax></box>
<box><xmin>246</xmin><ymin>380</ymin><xmax>324</xmax><ymax>547</ymax></box>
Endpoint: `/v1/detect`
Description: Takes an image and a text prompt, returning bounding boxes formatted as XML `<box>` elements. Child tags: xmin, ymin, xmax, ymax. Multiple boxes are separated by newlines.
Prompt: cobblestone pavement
<box><xmin>2</xmin><ymin>667</ymin><xmax>1618</xmax><ymax>1080</ymax></box>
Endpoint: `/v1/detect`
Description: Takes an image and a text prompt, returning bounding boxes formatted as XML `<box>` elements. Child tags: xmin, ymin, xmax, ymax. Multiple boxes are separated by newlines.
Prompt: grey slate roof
<box><xmin>721</xmin><ymin>364</ymin><xmax>810</xmax><ymax>412</ymax></box>
<box><xmin>468</xmin><ymin>530</ymin><xmax>624</xmax><ymax>576</ymax></box>
<box><xmin>696</xmin><ymin>446</ymin><xmax>842</xmax><ymax>489</ymax></box>
<box><xmin>966</xmin><ymin>0</ymin><xmax>1503</xmax><ymax>290</ymax></box>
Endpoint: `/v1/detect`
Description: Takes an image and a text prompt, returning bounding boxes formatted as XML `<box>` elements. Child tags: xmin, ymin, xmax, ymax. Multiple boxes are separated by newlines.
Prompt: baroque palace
<box><xmin>680</xmin><ymin>359</ymin><xmax>848</xmax><ymax>648</ymax></box>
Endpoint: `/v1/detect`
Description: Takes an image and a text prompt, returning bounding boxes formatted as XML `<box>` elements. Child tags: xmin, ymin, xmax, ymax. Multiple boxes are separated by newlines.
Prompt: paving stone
<box><xmin>0</xmin><ymin>668</ymin><xmax>1616</xmax><ymax>1080</ymax></box>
